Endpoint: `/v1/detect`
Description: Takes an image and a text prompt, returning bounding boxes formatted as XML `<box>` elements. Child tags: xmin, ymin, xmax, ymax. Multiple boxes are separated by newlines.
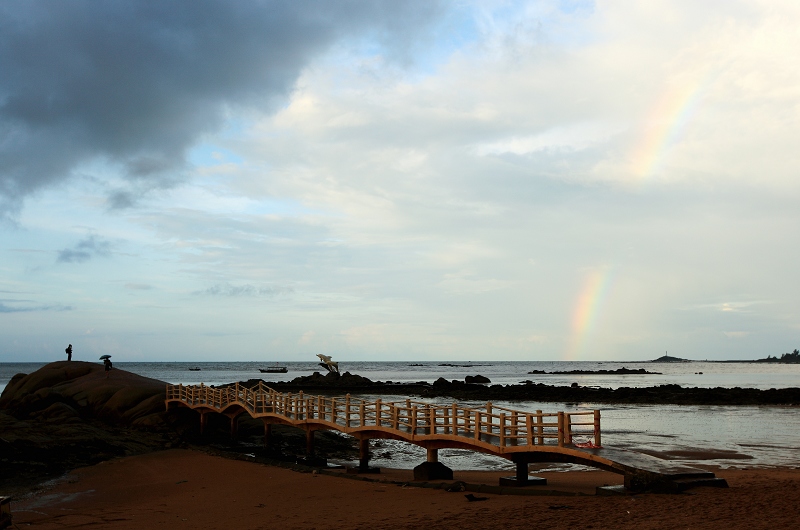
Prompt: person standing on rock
<box><xmin>103</xmin><ymin>357</ymin><xmax>112</xmax><ymax>378</ymax></box>
<box><xmin>65</xmin><ymin>344</ymin><xmax>73</xmax><ymax>361</ymax></box>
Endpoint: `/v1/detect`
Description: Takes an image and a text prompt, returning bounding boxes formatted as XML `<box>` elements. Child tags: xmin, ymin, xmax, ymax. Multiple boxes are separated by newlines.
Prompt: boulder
<box><xmin>0</xmin><ymin>361</ymin><xmax>183</xmax><ymax>495</ymax></box>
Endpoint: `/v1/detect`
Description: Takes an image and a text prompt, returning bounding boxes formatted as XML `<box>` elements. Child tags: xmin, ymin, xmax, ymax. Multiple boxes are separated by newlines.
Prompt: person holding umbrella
<box><xmin>100</xmin><ymin>355</ymin><xmax>112</xmax><ymax>378</ymax></box>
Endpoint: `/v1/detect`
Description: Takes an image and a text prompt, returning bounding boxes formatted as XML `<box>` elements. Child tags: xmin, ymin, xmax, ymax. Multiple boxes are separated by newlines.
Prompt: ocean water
<box><xmin>4</xmin><ymin>360</ymin><xmax>798</xmax><ymax>392</ymax></box>
<box><xmin>2</xmin><ymin>360</ymin><xmax>799</xmax><ymax>471</ymax></box>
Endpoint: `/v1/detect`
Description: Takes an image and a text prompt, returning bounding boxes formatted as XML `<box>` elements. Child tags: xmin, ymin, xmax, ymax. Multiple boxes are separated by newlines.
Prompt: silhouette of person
<box><xmin>103</xmin><ymin>357</ymin><xmax>112</xmax><ymax>378</ymax></box>
<box><xmin>65</xmin><ymin>344</ymin><xmax>73</xmax><ymax>361</ymax></box>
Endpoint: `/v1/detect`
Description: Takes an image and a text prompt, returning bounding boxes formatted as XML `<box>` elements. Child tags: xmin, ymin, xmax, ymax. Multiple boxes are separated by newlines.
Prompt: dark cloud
<box><xmin>195</xmin><ymin>283</ymin><xmax>293</xmax><ymax>297</ymax></box>
<box><xmin>57</xmin><ymin>235</ymin><xmax>112</xmax><ymax>263</ymax></box>
<box><xmin>0</xmin><ymin>0</ymin><xmax>444</xmax><ymax>216</ymax></box>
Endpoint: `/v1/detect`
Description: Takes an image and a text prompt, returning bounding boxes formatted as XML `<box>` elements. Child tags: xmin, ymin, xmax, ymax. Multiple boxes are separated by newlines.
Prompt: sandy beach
<box><xmin>9</xmin><ymin>449</ymin><xmax>800</xmax><ymax>530</ymax></box>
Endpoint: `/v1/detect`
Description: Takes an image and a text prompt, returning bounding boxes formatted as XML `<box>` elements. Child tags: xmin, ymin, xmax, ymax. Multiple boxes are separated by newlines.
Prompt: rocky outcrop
<box><xmin>1</xmin><ymin>361</ymin><xmax>167</xmax><ymax>426</ymax></box>
<box><xmin>527</xmin><ymin>367</ymin><xmax>661</xmax><ymax>375</ymax></box>
<box><xmin>0</xmin><ymin>361</ymin><xmax>187</xmax><ymax>495</ymax></box>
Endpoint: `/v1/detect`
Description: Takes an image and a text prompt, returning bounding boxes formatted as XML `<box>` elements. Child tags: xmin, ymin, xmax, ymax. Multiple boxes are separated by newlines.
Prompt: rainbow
<box><xmin>629</xmin><ymin>76</ymin><xmax>710</xmax><ymax>185</ymax></box>
<box><xmin>565</xmin><ymin>267</ymin><xmax>615</xmax><ymax>360</ymax></box>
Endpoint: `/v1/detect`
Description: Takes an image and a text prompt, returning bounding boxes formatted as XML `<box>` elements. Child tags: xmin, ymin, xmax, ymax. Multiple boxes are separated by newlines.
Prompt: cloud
<box><xmin>195</xmin><ymin>283</ymin><xmax>294</xmax><ymax>298</ymax></box>
<box><xmin>57</xmin><ymin>235</ymin><xmax>112</xmax><ymax>263</ymax></box>
<box><xmin>125</xmin><ymin>283</ymin><xmax>153</xmax><ymax>291</ymax></box>
<box><xmin>0</xmin><ymin>301</ymin><xmax>73</xmax><ymax>313</ymax></box>
<box><xmin>724</xmin><ymin>331</ymin><xmax>750</xmax><ymax>338</ymax></box>
<box><xmin>0</xmin><ymin>0</ymin><xmax>445</xmax><ymax>217</ymax></box>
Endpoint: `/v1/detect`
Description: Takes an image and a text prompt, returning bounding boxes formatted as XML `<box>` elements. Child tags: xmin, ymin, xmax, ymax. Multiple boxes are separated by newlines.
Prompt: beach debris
<box><xmin>464</xmin><ymin>493</ymin><xmax>488</xmax><ymax>502</ymax></box>
<box><xmin>444</xmin><ymin>481</ymin><xmax>466</xmax><ymax>492</ymax></box>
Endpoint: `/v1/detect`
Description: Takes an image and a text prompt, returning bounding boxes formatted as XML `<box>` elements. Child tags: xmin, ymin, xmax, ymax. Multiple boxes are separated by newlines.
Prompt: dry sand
<box><xmin>10</xmin><ymin>449</ymin><xmax>800</xmax><ymax>529</ymax></box>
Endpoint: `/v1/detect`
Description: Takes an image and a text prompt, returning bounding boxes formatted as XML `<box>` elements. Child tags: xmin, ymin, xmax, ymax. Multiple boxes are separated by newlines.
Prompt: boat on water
<box><xmin>259</xmin><ymin>365</ymin><xmax>288</xmax><ymax>373</ymax></box>
<box><xmin>188</xmin><ymin>367</ymin><xmax>201</xmax><ymax>371</ymax></box>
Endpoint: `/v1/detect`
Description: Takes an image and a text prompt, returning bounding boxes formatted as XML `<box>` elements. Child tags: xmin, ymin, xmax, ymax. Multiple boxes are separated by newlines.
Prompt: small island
<box><xmin>755</xmin><ymin>349</ymin><xmax>800</xmax><ymax>364</ymax></box>
<box><xmin>651</xmin><ymin>355</ymin><xmax>690</xmax><ymax>363</ymax></box>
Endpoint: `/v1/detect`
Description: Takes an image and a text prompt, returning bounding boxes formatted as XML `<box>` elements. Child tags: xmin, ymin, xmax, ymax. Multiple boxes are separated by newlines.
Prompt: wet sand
<box><xmin>11</xmin><ymin>449</ymin><xmax>800</xmax><ymax>529</ymax></box>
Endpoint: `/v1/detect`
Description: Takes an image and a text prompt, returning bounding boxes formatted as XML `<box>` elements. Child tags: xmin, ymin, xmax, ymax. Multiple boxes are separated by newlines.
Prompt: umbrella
<box><xmin>99</xmin><ymin>355</ymin><xmax>112</xmax><ymax>360</ymax></box>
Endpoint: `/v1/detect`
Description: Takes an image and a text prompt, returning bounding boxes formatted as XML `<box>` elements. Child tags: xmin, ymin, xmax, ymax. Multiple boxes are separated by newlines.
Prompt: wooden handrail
<box><xmin>165</xmin><ymin>383</ymin><xmax>602</xmax><ymax>448</ymax></box>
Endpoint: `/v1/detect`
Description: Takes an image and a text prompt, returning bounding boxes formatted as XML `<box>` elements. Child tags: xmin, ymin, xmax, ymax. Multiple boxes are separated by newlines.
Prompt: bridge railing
<box><xmin>166</xmin><ymin>383</ymin><xmax>601</xmax><ymax>448</ymax></box>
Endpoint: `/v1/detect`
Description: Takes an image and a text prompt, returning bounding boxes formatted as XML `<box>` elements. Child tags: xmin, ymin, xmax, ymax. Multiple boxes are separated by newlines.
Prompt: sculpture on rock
<box><xmin>316</xmin><ymin>354</ymin><xmax>340</xmax><ymax>374</ymax></box>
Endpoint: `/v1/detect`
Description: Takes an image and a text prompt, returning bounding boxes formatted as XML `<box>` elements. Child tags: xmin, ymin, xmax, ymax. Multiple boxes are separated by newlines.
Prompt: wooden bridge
<box><xmin>165</xmin><ymin>382</ymin><xmax>727</xmax><ymax>492</ymax></box>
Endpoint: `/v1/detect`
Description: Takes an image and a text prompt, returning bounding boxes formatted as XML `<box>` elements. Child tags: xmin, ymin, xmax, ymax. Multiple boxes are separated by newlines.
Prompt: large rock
<box><xmin>0</xmin><ymin>360</ymin><xmax>166</xmax><ymax>426</ymax></box>
<box><xmin>0</xmin><ymin>361</ymin><xmax>185</xmax><ymax>495</ymax></box>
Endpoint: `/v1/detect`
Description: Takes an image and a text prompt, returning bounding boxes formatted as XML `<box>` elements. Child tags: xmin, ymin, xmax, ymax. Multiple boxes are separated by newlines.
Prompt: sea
<box><xmin>2</xmin><ymin>360</ymin><xmax>799</xmax><ymax>472</ymax></box>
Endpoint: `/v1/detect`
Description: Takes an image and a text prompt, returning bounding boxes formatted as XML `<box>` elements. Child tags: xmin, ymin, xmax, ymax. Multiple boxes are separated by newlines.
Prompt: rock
<box><xmin>465</xmin><ymin>375</ymin><xmax>491</xmax><ymax>384</ymax></box>
<box><xmin>0</xmin><ymin>361</ymin><xmax>187</xmax><ymax>495</ymax></box>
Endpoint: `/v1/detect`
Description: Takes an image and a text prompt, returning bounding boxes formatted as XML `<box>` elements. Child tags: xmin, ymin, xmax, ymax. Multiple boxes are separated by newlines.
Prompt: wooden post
<box><xmin>345</xmin><ymin>394</ymin><xmax>351</xmax><ymax>428</ymax></box>
<box><xmin>426</xmin><ymin>405</ymin><xmax>433</xmax><ymax>435</ymax></box>
<box><xmin>510</xmin><ymin>411</ymin><xmax>518</xmax><ymax>445</ymax></box>
<box><xmin>536</xmin><ymin>410</ymin><xmax>544</xmax><ymax>445</ymax></box>
<box><xmin>452</xmin><ymin>404</ymin><xmax>458</xmax><ymax>436</ymax></box>
<box><xmin>557</xmin><ymin>411</ymin><xmax>565</xmax><ymax>447</ymax></box>
<box><xmin>411</xmin><ymin>406</ymin><xmax>418</xmax><ymax>435</ymax></box>
<box><xmin>594</xmin><ymin>409</ymin><xmax>601</xmax><ymax>447</ymax></box>
<box><xmin>443</xmin><ymin>406</ymin><xmax>450</xmax><ymax>435</ymax></box>
<box><xmin>427</xmin><ymin>447</ymin><xmax>438</xmax><ymax>463</ymax></box>
<box><xmin>475</xmin><ymin>412</ymin><xmax>481</xmax><ymax>441</ymax></box>
<box><xmin>566</xmin><ymin>413</ymin><xmax>573</xmax><ymax>445</ymax></box>
<box><xmin>526</xmin><ymin>414</ymin><xmax>533</xmax><ymax>446</ymax></box>
<box><xmin>499</xmin><ymin>413</ymin><xmax>506</xmax><ymax>447</ymax></box>
<box><xmin>392</xmin><ymin>403</ymin><xmax>398</xmax><ymax>430</ymax></box>
<box><xmin>375</xmin><ymin>399</ymin><xmax>382</xmax><ymax>427</ymax></box>
<box><xmin>296</xmin><ymin>391</ymin><xmax>303</xmax><ymax>419</ymax></box>
<box><xmin>359</xmin><ymin>403</ymin><xmax>365</xmax><ymax>428</ymax></box>
<box><xmin>199</xmin><ymin>411</ymin><xmax>207</xmax><ymax>435</ymax></box>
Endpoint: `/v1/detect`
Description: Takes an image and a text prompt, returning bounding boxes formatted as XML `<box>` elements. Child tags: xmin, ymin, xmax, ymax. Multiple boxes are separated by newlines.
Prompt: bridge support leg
<box><xmin>427</xmin><ymin>448</ymin><xmax>439</xmax><ymax>463</ymax></box>
<box><xmin>199</xmin><ymin>411</ymin><xmax>207</xmax><ymax>435</ymax></box>
<box><xmin>230</xmin><ymin>415</ymin><xmax>238</xmax><ymax>440</ymax></box>
<box><xmin>263</xmin><ymin>422</ymin><xmax>272</xmax><ymax>448</ymax></box>
<box><xmin>359</xmin><ymin>439</ymin><xmax>370</xmax><ymax>470</ymax></box>
<box><xmin>306</xmin><ymin>430</ymin><xmax>315</xmax><ymax>456</ymax></box>
<box><xmin>297</xmin><ymin>430</ymin><xmax>327</xmax><ymax>468</ymax></box>
<box><xmin>499</xmin><ymin>459</ymin><xmax>547</xmax><ymax>487</ymax></box>
<box><xmin>413</xmin><ymin>448</ymin><xmax>452</xmax><ymax>481</ymax></box>
<box><xmin>347</xmin><ymin>438</ymin><xmax>380</xmax><ymax>474</ymax></box>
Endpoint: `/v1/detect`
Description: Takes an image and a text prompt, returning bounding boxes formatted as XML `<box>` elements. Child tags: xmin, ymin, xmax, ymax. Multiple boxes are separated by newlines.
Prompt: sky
<box><xmin>1</xmin><ymin>0</ymin><xmax>799</xmax><ymax>362</ymax></box>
